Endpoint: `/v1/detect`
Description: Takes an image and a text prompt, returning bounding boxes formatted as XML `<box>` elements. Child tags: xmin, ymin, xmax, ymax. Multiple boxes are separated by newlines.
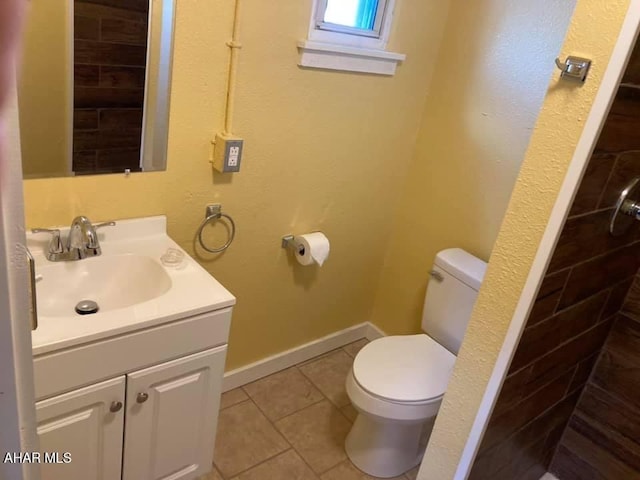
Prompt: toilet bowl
<box><xmin>345</xmin><ymin>334</ymin><xmax>455</xmax><ymax>477</ymax></box>
<box><xmin>344</xmin><ymin>249</ymin><xmax>487</xmax><ymax>478</ymax></box>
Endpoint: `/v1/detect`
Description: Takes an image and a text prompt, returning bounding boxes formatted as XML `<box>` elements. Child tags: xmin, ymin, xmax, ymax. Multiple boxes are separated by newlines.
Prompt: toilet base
<box><xmin>345</xmin><ymin>412</ymin><xmax>435</xmax><ymax>478</ymax></box>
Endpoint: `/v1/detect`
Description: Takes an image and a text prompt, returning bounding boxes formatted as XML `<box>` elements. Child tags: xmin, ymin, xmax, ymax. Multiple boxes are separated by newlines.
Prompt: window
<box><xmin>298</xmin><ymin>0</ymin><xmax>405</xmax><ymax>76</ymax></box>
<box><xmin>317</xmin><ymin>0</ymin><xmax>388</xmax><ymax>38</ymax></box>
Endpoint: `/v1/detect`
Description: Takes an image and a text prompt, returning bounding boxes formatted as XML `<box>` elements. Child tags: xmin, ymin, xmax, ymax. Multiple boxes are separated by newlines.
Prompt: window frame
<box><xmin>307</xmin><ymin>0</ymin><xmax>396</xmax><ymax>50</ymax></box>
<box><xmin>298</xmin><ymin>0</ymin><xmax>405</xmax><ymax>76</ymax></box>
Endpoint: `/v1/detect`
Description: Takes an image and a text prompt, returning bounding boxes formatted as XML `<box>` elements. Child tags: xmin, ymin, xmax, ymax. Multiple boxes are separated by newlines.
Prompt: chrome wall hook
<box><xmin>555</xmin><ymin>56</ymin><xmax>591</xmax><ymax>82</ymax></box>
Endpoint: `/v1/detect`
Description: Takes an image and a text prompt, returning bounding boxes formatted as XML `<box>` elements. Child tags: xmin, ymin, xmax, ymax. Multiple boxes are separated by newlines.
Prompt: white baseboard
<box><xmin>365</xmin><ymin>322</ymin><xmax>387</xmax><ymax>340</ymax></box>
<box><xmin>223</xmin><ymin>321</ymin><xmax>387</xmax><ymax>392</ymax></box>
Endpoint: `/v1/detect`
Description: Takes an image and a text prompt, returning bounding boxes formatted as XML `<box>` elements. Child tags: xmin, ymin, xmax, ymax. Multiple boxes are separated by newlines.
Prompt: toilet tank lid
<box><xmin>434</xmin><ymin>248</ymin><xmax>487</xmax><ymax>291</ymax></box>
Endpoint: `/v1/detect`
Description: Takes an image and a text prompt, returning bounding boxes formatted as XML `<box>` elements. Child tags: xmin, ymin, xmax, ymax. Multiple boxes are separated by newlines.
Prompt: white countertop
<box><xmin>28</xmin><ymin>216</ymin><xmax>235</xmax><ymax>356</ymax></box>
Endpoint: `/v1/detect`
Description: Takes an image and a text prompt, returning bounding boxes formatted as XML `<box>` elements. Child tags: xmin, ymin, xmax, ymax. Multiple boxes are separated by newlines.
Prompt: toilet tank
<box><xmin>422</xmin><ymin>249</ymin><xmax>487</xmax><ymax>354</ymax></box>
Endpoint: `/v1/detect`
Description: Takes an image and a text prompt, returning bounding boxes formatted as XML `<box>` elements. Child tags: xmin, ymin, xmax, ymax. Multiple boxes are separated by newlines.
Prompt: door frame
<box><xmin>452</xmin><ymin>2</ymin><xmax>640</xmax><ymax>478</ymax></box>
<box><xmin>0</xmin><ymin>82</ymin><xmax>39</xmax><ymax>479</ymax></box>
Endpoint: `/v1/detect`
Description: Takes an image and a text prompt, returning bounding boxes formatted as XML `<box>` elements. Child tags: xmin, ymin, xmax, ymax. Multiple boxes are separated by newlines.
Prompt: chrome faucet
<box><xmin>33</xmin><ymin>217</ymin><xmax>115</xmax><ymax>261</ymax></box>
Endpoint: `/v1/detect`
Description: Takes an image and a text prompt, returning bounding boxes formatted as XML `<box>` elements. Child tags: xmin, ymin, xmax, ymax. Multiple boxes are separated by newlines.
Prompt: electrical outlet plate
<box><xmin>212</xmin><ymin>134</ymin><xmax>243</xmax><ymax>173</ymax></box>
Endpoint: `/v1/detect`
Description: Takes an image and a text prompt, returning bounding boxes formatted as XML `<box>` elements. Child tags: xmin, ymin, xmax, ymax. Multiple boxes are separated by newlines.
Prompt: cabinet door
<box><xmin>36</xmin><ymin>376</ymin><xmax>125</xmax><ymax>480</ymax></box>
<box><xmin>122</xmin><ymin>346</ymin><xmax>227</xmax><ymax>480</ymax></box>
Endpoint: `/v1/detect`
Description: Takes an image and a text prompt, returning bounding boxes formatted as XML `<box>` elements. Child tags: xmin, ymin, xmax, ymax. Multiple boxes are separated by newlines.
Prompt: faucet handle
<box><xmin>86</xmin><ymin>221</ymin><xmax>114</xmax><ymax>249</ymax></box>
<box><xmin>31</xmin><ymin>228</ymin><xmax>64</xmax><ymax>254</ymax></box>
<box><xmin>94</xmin><ymin>221</ymin><xmax>116</xmax><ymax>229</ymax></box>
<box><xmin>92</xmin><ymin>222</ymin><xmax>116</xmax><ymax>248</ymax></box>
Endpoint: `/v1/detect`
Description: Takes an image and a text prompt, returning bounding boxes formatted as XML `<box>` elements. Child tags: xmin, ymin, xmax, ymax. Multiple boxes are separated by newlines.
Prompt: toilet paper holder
<box><xmin>282</xmin><ymin>235</ymin><xmax>305</xmax><ymax>255</ymax></box>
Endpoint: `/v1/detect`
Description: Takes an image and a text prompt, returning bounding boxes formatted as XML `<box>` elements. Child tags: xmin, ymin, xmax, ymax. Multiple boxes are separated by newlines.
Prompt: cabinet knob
<box><xmin>137</xmin><ymin>392</ymin><xmax>149</xmax><ymax>404</ymax></box>
<box><xmin>109</xmin><ymin>401</ymin><xmax>123</xmax><ymax>413</ymax></box>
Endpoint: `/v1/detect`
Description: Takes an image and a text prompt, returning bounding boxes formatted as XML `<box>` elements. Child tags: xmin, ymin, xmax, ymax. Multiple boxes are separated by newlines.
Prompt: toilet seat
<box><xmin>352</xmin><ymin>334</ymin><xmax>456</xmax><ymax>404</ymax></box>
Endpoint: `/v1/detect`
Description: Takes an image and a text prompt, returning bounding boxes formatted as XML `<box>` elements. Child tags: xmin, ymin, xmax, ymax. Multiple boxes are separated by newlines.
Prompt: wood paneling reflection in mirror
<box><xmin>18</xmin><ymin>0</ymin><xmax>174</xmax><ymax>178</ymax></box>
<box><xmin>73</xmin><ymin>0</ymin><xmax>149</xmax><ymax>175</ymax></box>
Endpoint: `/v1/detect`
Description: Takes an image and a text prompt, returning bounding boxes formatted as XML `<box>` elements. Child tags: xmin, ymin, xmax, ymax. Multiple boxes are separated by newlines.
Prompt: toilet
<box><xmin>345</xmin><ymin>248</ymin><xmax>487</xmax><ymax>478</ymax></box>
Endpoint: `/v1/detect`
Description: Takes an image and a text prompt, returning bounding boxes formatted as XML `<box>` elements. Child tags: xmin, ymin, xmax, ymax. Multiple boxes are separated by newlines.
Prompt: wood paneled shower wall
<box><xmin>468</xmin><ymin>40</ymin><xmax>640</xmax><ymax>480</ymax></box>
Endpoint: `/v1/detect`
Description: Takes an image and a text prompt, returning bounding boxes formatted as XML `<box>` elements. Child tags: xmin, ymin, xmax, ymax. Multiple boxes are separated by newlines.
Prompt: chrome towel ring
<box><xmin>196</xmin><ymin>204</ymin><xmax>236</xmax><ymax>253</ymax></box>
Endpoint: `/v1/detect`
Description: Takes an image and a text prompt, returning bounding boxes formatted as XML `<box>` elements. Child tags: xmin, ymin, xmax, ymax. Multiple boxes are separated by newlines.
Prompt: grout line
<box><xmin>295</xmin><ymin>345</ymin><xmax>346</xmax><ymax>368</ymax></box>
<box><xmin>222</xmin><ymin>397</ymin><xmax>252</xmax><ymax>410</ymax></box>
<box><xmin>522</xmin><ymin>267</ymin><xmax>573</xmax><ymax>332</ymax></box>
<box><xmin>583</xmin><ymin>381</ymin><xmax>640</xmax><ymax>415</ymax></box>
<box><xmin>296</xmin><ymin>362</ymin><xmax>352</xmax><ymax>411</ymax></box>
<box><xmin>293</xmin><ymin>362</ymin><xmax>327</xmax><ymax>390</ymax></box>
<box><xmin>219</xmin><ymin>390</ymin><xmax>250</xmax><ymax>411</ymax></box>
<box><xmin>298</xmin><ymin>452</ymin><xmax>325</xmax><ymax>479</ymax></box>
<box><xmin>533</xmin><ymin>280</ymin><xmax>605</xmax><ymax>331</ymax></box>
<box><xmin>268</xmin><ymin>398</ymin><xmax>340</xmax><ymax>478</ymax></box>
<box><xmin>551</xmin><ymin>267</ymin><xmax>572</xmax><ymax>316</ymax></box>
<box><xmin>564</xmin><ymin>364</ymin><xmax>579</xmax><ymax>397</ymax></box>
<box><xmin>575</xmin><ymin>353</ymin><xmax>599</xmax><ymax>393</ymax></box>
<box><xmin>215</xmin><ymin>349</ymin><xmax>362</xmax><ymax>479</ymax></box>
<box><xmin>222</xmin><ymin>448</ymin><xmax>295</xmax><ymax>480</ymax></box>
<box><xmin>252</xmin><ymin>384</ymin><xmax>326</xmax><ymax>424</ymax></box>
<box><xmin>214</xmin><ymin>397</ymin><xmax>293</xmax><ymax>479</ymax></box>
<box><xmin>341</xmin><ymin>338</ymin><xmax>368</xmax><ymax>359</ymax></box>
<box><xmin>341</xmin><ymin>346</ymin><xmax>355</xmax><ymax>358</ymax></box>
<box><xmin>83</xmin><ymin>38</ymin><xmax>148</xmax><ymax>48</ymax></box>
<box><xmin>566</xmin><ymin>205</ymin><xmax>615</xmax><ymax>221</ymax></box>
<box><xmin>238</xmin><ymin>381</ymin><xmax>326</xmax><ymax>478</ymax></box>
<box><xmin>547</xmin><ymin>422</ymin><xmax>570</xmax><ymax>478</ymax></box>
<box><xmin>552</xmin><ymin>237</ymin><xmax>640</xmax><ymax>308</ymax></box>
<box><xmin>271</xmin><ymin>395</ymin><xmax>328</xmax><ymax>425</ymax></box>
<box><xmin>619</xmin><ymin>82</ymin><xmax>640</xmax><ymax>90</ymax></box>
<box><xmin>336</xmin><ymin>403</ymin><xmax>356</xmax><ymax>425</ymax></box>
<box><xmin>489</xmin><ymin>387</ymin><xmax>580</xmax><ymax>459</ymax></box>
<box><xmin>507</xmin><ymin>316</ymin><xmax>612</xmax><ymax>381</ymax></box>
<box><xmin>548</xmin><ymin>366</ymin><xmax>597</xmax><ymax>471</ymax></box>
<box><xmin>244</xmin><ymin>392</ymin><xmax>292</xmax><ymax>442</ymax></box>
<box><xmin>619</xmin><ymin>309</ymin><xmax>640</xmax><ymax>324</ymax></box>
<box><xmin>596</xmin><ymin>152</ymin><xmax>621</xmax><ymax>210</ymax></box>
<box><xmin>597</xmin><ymin>284</ymin><xmax>615</xmax><ymax>322</ymax></box>
<box><xmin>498</xmin><ymin>363</ymin><xmax>578</xmax><ymax>419</ymax></box>
<box><xmin>547</xmin><ymin>237</ymin><xmax>640</xmax><ymax>286</ymax></box>
<box><xmin>619</xmin><ymin>272</ymin><xmax>640</xmax><ymax>315</ymax></box>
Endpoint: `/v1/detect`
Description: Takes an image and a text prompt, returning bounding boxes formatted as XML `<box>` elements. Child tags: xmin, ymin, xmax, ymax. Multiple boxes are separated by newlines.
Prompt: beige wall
<box><xmin>22</xmin><ymin>0</ymin><xmax>451</xmax><ymax>369</ymax></box>
<box><xmin>419</xmin><ymin>0</ymin><xmax>632</xmax><ymax>478</ymax></box>
<box><xmin>371</xmin><ymin>0</ymin><xmax>577</xmax><ymax>336</ymax></box>
<box><xmin>19</xmin><ymin>1</ymin><xmax>71</xmax><ymax>178</ymax></box>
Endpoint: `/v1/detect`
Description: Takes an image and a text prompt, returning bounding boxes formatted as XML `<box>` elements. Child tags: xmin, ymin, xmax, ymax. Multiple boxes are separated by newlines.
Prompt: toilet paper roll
<box><xmin>293</xmin><ymin>232</ymin><xmax>330</xmax><ymax>266</ymax></box>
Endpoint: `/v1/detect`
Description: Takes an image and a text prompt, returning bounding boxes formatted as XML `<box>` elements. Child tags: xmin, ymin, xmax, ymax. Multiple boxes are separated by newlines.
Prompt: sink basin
<box><xmin>36</xmin><ymin>254</ymin><xmax>172</xmax><ymax>318</ymax></box>
<box><xmin>27</xmin><ymin>215</ymin><xmax>236</xmax><ymax>356</ymax></box>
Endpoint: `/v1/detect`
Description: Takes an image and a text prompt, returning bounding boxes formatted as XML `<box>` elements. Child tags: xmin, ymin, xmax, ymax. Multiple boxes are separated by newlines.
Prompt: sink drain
<box><xmin>75</xmin><ymin>300</ymin><xmax>99</xmax><ymax>315</ymax></box>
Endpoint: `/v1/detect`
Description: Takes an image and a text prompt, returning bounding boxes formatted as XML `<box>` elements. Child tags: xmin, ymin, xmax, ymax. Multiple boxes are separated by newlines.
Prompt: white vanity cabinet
<box><xmin>33</xmin><ymin>307</ymin><xmax>232</xmax><ymax>480</ymax></box>
<box><xmin>36</xmin><ymin>377</ymin><xmax>126</xmax><ymax>480</ymax></box>
<box><xmin>36</xmin><ymin>346</ymin><xmax>226</xmax><ymax>480</ymax></box>
<box><xmin>29</xmin><ymin>217</ymin><xmax>236</xmax><ymax>480</ymax></box>
<box><xmin>122</xmin><ymin>348</ymin><xmax>226</xmax><ymax>480</ymax></box>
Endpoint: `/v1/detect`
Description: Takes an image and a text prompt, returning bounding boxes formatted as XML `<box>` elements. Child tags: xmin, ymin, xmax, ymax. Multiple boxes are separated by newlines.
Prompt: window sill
<box><xmin>297</xmin><ymin>40</ymin><xmax>406</xmax><ymax>76</ymax></box>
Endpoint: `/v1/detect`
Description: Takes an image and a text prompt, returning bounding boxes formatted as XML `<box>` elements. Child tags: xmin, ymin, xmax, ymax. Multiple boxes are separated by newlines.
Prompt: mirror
<box><xmin>18</xmin><ymin>0</ymin><xmax>175</xmax><ymax>178</ymax></box>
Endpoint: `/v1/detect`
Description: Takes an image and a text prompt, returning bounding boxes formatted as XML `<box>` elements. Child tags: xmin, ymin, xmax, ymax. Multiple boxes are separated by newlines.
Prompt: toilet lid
<box><xmin>352</xmin><ymin>335</ymin><xmax>456</xmax><ymax>403</ymax></box>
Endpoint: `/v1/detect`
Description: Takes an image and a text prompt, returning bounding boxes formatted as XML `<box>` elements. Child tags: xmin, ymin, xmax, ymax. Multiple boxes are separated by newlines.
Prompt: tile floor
<box><xmin>199</xmin><ymin>338</ymin><xmax>420</xmax><ymax>480</ymax></box>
